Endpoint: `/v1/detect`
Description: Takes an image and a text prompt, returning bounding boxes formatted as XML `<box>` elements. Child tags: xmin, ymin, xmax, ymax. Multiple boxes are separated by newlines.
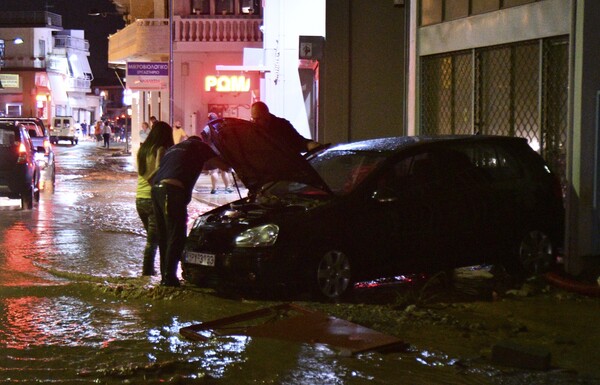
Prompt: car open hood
<box><xmin>204</xmin><ymin>118</ymin><xmax>330</xmax><ymax>194</ymax></box>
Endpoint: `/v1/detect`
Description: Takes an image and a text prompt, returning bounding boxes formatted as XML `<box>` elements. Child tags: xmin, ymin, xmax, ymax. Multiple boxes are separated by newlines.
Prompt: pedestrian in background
<box><xmin>135</xmin><ymin>121</ymin><xmax>175</xmax><ymax>276</ymax></box>
<box><xmin>172</xmin><ymin>120</ymin><xmax>188</xmax><ymax>144</ymax></box>
<box><xmin>102</xmin><ymin>121</ymin><xmax>112</xmax><ymax>148</ymax></box>
<box><xmin>94</xmin><ymin>121</ymin><xmax>103</xmax><ymax>145</ymax></box>
<box><xmin>150</xmin><ymin>116</ymin><xmax>157</xmax><ymax>127</ymax></box>
<box><xmin>80</xmin><ymin>121</ymin><xmax>87</xmax><ymax>137</ymax></box>
<box><xmin>202</xmin><ymin>112</ymin><xmax>233</xmax><ymax>194</ymax></box>
<box><xmin>151</xmin><ymin>136</ymin><xmax>227</xmax><ymax>287</ymax></box>
<box><xmin>139</xmin><ymin>121</ymin><xmax>150</xmax><ymax>143</ymax></box>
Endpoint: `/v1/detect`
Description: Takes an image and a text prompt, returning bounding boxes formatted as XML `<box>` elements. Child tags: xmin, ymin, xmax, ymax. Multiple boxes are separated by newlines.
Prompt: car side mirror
<box><xmin>371</xmin><ymin>187</ymin><xmax>397</xmax><ymax>203</ymax></box>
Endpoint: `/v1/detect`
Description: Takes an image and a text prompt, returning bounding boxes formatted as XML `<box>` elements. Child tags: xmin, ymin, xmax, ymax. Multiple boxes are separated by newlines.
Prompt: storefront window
<box><xmin>240</xmin><ymin>0</ymin><xmax>260</xmax><ymax>15</ymax></box>
<box><xmin>445</xmin><ymin>0</ymin><xmax>469</xmax><ymax>21</ymax></box>
<box><xmin>421</xmin><ymin>0</ymin><xmax>541</xmax><ymax>25</ymax></box>
<box><xmin>192</xmin><ymin>0</ymin><xmax>210</xmax><ymax>15</ymax></box>
<box><xmin>216</xmin><ymin>0</ymin><xmax>234</xmax><ymax>15</ymax></box>
<box><xmin>471</xmin><ymin>0</ymin><xmax>500</xmax><ymax>15</ymax></box>
<box><xmin>420</xmin><ymin>0</ymin><xmax>442</xmax><ymax>26</ymax></box>
<box><xmin>191</xmin><ymin>0</ymin><xmax>261</xmax><ymax>17</ymax></box>
<box><xmin>502</xmin><ymin>0</ymin><xmax>536</xmax><ymax>7</ymax></box>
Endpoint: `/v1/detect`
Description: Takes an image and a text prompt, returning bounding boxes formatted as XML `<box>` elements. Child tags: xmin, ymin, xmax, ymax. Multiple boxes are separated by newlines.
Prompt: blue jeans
<box><xmin>151</xmin><ymin>183</ymin><xmax>188</xmax><ymax>286</ymax></box>
<box><xmin>135</xmin><ymin>198</ymin><xmax>158</xmax><ymax>275</ymax></box>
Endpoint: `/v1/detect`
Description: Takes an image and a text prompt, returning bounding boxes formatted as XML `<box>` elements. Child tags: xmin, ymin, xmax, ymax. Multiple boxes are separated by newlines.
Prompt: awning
<box><xmin>68</xmin><ymin>53</ymin><xmax>93</xmax><ymax>80</ymax></box>
<box><xmin>47</xmin><ymin>73</ymin><xmax>68</xmax><ymax>105</ymax></box>
<box><xmin>215</xmin><ymin>65</ymin><xmax>270</xmax><ymax>72</ymax></box>
<box><xmin>69</xmin><ymin>94</ymin><xmax>88</xmax><ymax>108</ymax></box>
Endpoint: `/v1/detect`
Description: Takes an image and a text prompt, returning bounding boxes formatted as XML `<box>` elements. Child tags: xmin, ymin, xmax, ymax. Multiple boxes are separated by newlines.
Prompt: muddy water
<box><xmin>0</xmin><ymin>142</ymin><xmax>592</xmax><ymax>384</ymax></box>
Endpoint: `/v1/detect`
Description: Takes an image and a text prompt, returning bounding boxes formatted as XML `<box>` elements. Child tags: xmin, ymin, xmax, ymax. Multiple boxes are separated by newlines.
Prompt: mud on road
<box><xmin>94</xmin><ymin>266</ymin><xmax>600</xmax><ymax>385</ymax></box>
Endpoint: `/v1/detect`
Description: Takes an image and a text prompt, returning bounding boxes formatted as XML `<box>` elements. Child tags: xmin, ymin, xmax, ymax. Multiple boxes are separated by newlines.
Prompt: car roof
<box><xmin>328</xmin><ymin>135</ymin><xmax>529</xmax><ymax>153</ymax></box>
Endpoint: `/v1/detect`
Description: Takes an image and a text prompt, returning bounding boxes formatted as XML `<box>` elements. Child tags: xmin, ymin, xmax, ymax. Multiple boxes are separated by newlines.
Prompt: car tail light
<box><xmin>17</xmin><ymin>142</ymin><xmax>28</xmax><ymax>164</ymax></box>
<box><xmin>43</xmin><ymin>139</ymin><xmax>51</xmax><ymax>154</ymax></box>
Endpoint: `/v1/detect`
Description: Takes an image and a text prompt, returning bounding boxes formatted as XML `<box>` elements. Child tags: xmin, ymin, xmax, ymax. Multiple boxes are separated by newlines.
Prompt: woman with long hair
<box><xmin>135</xmin><ymin>121</ymin><xmax>175</xmax><ymax>276</ymax></box>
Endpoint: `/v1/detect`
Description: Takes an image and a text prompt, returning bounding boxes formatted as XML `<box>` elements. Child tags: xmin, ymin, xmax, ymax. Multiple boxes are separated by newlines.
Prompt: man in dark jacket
<box><xmin>151</xmin><ymin>136</ymin><xmax>226</xmax><ymax>287</ymax></box>
<box><xmin>250</xmin><ymin>101</ymin><xmax>320</xmax><ymax>153</ymax></box>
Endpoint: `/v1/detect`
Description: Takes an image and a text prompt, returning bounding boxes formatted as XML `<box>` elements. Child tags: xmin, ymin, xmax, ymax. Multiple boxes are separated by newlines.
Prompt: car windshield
<box><xmin>310</xmin><ymin>150</ymin><xmax>386</xmax><ymax>194</ymax></box>
<box><xmin>260</xmin><ymin>149</ymin><xmax>387</xmax><ymax>198</ymax></box>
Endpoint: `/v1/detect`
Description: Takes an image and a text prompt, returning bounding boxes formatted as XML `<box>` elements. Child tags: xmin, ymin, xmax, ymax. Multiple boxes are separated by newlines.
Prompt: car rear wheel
<box><xmin>21</xmin><ymin>185</ymin><xmax>34</xmax><ymax>210</ymax></box>
<box><xmin>34</xmin><ymin>178</ymin><xmax>40</xmax><ymax>202</ymax></box>
<box><xmin>311</xmin><ymin>248</ymin><xmax>353</xmax><ymax>301</ymax></box>
<box><xmin>511</xmin><ymin>230</ymin><xmax>555</xmax><ymax>275</ymax></box>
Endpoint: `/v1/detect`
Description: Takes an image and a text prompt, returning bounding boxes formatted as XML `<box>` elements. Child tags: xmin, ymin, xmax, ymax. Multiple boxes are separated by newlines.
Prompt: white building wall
<box><xmin>262</xmin><ymin>0</ymin><xmax>325</xmax><ymax>139</ymax></box>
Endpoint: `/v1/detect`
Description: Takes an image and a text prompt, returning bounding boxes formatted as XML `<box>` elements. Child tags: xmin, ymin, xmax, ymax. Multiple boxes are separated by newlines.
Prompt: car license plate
<box><xmin>185</xmin><ymin>251</ymin><xmax>216</xmax><ymax>266</ymax></box>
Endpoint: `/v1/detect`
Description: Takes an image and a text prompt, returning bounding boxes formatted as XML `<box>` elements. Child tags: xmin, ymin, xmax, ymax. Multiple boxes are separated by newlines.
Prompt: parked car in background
<box><xmin>182</xmin><ymin>118</ymin><xmax>565</xmax><ymax>300</ymax></box>
<box><xmin>49</xmin><ymin>116</ymin><xmax>78</xmax><ymax>145</ymax></box>
<box><xmin>0</xmin><ymin>122</ymin><xmax>40</xmax><ymax>209</ymax></box>
<box><xmin>0</xmin><ymin>117</ymin><xmax>55</xmax><ymax>187</ymax></box>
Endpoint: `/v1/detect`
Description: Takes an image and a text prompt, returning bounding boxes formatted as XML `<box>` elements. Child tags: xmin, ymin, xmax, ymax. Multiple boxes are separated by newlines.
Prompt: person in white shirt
<box><xmin>139</xmin><ymin>121</ymin><xmax>150</xmax><ymax>143</ymax></box>
<box><xmin>172</xmin><ymin>120</ymin><xmax>188</xmax><ymax>144</ymax></box>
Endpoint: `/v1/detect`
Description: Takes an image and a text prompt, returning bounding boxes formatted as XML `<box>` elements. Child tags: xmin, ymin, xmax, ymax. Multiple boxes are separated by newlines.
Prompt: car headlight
<box><xmin>235</xmin><ymin>224</ymin><xmax>279</xmax><ymax>247</ymax></box>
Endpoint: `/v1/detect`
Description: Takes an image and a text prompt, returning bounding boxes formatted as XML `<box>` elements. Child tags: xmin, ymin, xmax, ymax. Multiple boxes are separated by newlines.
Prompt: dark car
<box><xmin>0</xmin><ymin>118</ymin><xmax>55</xmax><ymax>186</ymax></box>
<box><xmin>182</xmin><ymin>118</ymin><xmax>564</xmax><ymax>300</ymax></box>
<box><xmin>0</xmin><ymin>122</ymin><xmax>41</xmax><ymax>209</ymax></box>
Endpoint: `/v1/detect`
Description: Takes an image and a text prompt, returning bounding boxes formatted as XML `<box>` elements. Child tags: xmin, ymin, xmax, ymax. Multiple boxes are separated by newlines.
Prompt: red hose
<box><xmin>545</xmin><ymin>271</ymin><xmax>600</xmax><ymax>297</ymax></box>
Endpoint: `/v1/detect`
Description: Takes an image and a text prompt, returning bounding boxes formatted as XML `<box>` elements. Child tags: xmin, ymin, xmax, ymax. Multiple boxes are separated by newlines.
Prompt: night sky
<box><xmin>0</xmin><ymin>0</ymin><xmax>125</xmax><ymax>87</ymax></box>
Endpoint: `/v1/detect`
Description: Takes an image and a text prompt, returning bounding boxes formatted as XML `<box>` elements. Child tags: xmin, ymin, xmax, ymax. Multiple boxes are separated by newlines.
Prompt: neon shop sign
<box><xmin>205</xmin><ymin>75</ymin><xmax>251</xmax><ymax>92</ymax></box>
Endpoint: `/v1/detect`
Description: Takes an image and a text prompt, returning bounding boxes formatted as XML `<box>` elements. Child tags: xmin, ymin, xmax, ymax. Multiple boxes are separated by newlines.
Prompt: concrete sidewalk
<box><xmin>192</xmin><ymin>172</ymin><xmax>248</xmax><ymax>208</ymax></box>
<box><xmin>94</xmin><ymin>138</ymin><xmax>247</xmax><ymax>208</ymax></box>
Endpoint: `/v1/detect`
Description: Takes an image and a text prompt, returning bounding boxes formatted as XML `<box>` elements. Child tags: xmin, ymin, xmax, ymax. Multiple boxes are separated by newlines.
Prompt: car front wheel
<box><xmin>514</xmin><ymin>230</ymin><xmax>555</xmax><ymax>275</ymax></box>
<box><xmin>311</xmin><ymin>248</ymin><xmax>352</xmax><ymax>301</ymax></box>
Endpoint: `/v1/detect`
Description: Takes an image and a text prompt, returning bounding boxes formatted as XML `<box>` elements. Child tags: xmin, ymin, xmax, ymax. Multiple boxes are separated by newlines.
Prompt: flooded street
<box><xmin>0</xmin><ymin>141</ymin><xmax>598</xmax><ymax>384</ymax></box>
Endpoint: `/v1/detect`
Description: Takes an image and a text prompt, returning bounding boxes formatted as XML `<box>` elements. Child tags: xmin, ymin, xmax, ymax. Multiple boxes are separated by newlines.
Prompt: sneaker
<box><xmin>160</xmin><ymin>278</ymin><xmax>181</xmax><ymax>287</ymax></box>
<box><xmin>225</xmin><ymin>187</ymin><xmax>234</xmax><ymax>193</ymax></box>
<box><xmin>210</xmin><ymin>189</ymin><xmax>217</xmax><ymax>194</ymax></box>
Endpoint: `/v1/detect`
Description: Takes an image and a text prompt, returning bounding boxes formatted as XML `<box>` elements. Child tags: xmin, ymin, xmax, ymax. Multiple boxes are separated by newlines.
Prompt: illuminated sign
<box><xmin>126</xmin><ymin>62</ymin><xmax>168</xmax><ymax>91</ymax></box>
<box><xmin>205</xmin><ymin>75</ymin><xmax>250</xmax><ymax>92</ymax></box>
<box><xmin>0</xmin><ymin>74</ymin><xmax>20</xmax><ymax>88</ymax></box>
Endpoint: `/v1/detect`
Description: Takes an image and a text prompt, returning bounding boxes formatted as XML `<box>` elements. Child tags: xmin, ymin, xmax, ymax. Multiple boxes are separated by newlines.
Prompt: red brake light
<box><xmin>17</xmin><ymin>142</ymin><xmax>27</xmax><ymax>164</ymax></box>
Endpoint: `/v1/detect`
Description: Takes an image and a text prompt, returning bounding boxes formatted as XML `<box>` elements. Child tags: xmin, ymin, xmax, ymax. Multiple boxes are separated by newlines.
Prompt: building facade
<box><xmin>409</xmin><ymin>0</ymin><xmax>600</xmax><ymax>274</ymax></box>
<box><xmin>107</xmin><ymin>0</ymin><xmax>263</xmax><ymax>153</ymax></box>
<box><xmin>0</xmin><ymin>11</ymin><xmax>97</xmax><ymax>129</ymax></box>
<box><xmin>107</xmin><ymin>0</ymin><xmax>599</xmax><ymax>275</ymax></box>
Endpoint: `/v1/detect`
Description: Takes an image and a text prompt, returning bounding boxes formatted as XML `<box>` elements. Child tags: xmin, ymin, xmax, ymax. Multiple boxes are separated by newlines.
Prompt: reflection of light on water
<box><xmin>0</xmin><ymin>296</ymin><xmax>98</xmax><ymax>349</ymax></box>
<box><xmin>54</xmin><ymin>191</ymin><xmax>80</xmax><ymax>206</ymax></box>
<box><xmin>0</xmin><ymin>221</ymin><xmax>51</xmax><ymax>286</ymax></box>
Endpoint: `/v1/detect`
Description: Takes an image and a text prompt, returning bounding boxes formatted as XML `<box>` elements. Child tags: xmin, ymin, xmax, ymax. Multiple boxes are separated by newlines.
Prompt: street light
<box><xmin>88</xmin><ymin>9</ymin><xmax>130</xmax><ymax>24</ymax></box>
<box><xmin>0</xmin><ymin>37</ymin><xmax>24</xmax><ymax>70</ymax></box>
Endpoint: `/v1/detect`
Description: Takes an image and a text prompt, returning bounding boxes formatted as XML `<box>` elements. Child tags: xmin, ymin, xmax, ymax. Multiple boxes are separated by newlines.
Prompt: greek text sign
<box><xmin>127</xmin><ymin>62</ymin><xmax>168</xmax><ymax>90</ymax></box>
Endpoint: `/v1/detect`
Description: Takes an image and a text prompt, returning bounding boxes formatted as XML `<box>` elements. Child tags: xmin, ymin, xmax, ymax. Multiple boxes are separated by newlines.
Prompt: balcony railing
<box><xmin>109</xmin><ymin>19</ymin><xmax>170</xmax><ymax>63</ymax></box>
<box><xmin>108</xmin><ymin>16</ymin><xmax>262</xmax><ymax>63</ymax></box>
<box><xmin>0</xmin><ymin>57</ymin><xmax>46</xmax><ymax>69</ymax></box>
<box><xmin>0</xmin><ymin>11</ymin><xmax>61</xmax><ymax>28</ymax></box>
<box><xmin>66</xmin><ymin>77</ymin><xmax>91</xmax><ymax>91</ymax></box>
<box><xmin>53</xmin><ymin>35</ymin><xmax>90</xmax><ymax>52</ymax></box>
<box><xmin>173</xmin><ymin>16</ymin><xmax>262</xmax><ymax>43</ymax></box>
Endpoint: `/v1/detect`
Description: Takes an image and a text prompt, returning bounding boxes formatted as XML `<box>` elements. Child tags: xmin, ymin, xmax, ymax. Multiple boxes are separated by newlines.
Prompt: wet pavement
<box><xmin>0</xmin><ymin>139</ymin><xmax>597</xmax><ymax>384</ymax></box>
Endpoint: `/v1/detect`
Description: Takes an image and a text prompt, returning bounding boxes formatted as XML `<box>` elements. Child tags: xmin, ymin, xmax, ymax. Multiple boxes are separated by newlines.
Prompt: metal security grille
<box><xmin>420</xmin><ymin>36</ymin><xmax>568</xmax><ymax>181</ymax></box>
<box><xmin>542</xmin><ymin>38</ymin><xmax>569</xmax><ymax>191</ymax></box>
